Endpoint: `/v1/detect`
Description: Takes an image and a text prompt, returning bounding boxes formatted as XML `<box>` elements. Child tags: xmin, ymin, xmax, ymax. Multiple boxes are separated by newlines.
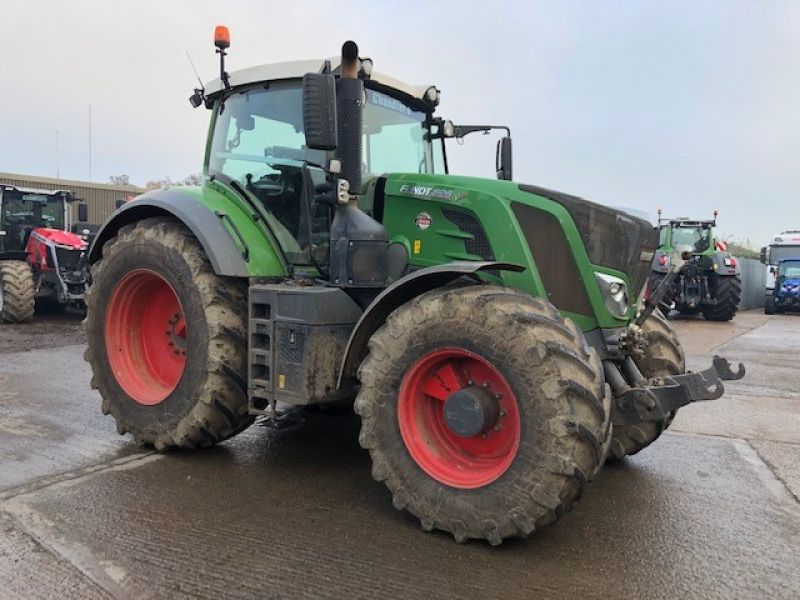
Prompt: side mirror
<box><xmin>302</xmin><ymin>73</ymin><xmax>338</xmax><ymax>151</ymax></box>
<box><xmin>115</xmin><ymin>199</ymin><xmax>125</xmax><ymax>210</ymax></box>
<box><xmin>496</xmin><ymin>136</ymin><xmax>513</xmax><ymax>181</ymax></box>
<box><xmin>760</xmin><ymin>247</ymin><xmax>767</xmax><ymax>264</ymax></box>
<box><xmin>77</xmin><ymin>203</ymin><xmax>89</xmax><ymax>223</ymax></box>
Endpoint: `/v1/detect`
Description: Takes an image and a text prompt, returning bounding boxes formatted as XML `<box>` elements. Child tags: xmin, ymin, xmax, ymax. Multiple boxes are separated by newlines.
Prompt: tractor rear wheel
<box><xmin>355</xmin><ymin>285</ymin><xmax>611</xmax><ymax>544</ymax></box>
<box><xmin>702</xmin><ymin>273</ymin><xmax>741</xmax><ymax>321</ymax></box>
<box><xmin>84</xmin><ymin>217</ymin><xmax>254</xmax><ymax>450</ymax></box>
<box><xmin>0</xmin><ymin>260</ymin><xmax>35</xmax><ymax>324</ymax></box>
<box><xmin>609</xmin><ymin>310</ymin><xmax>685</xmax><ymax>459</ymax></box>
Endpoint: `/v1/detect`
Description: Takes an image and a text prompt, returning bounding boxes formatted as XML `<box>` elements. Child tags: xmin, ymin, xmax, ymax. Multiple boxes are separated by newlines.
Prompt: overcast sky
<box><xmin>1</xmin><ymin>1</ymin><xmax>798</xmax><ymax>246</ymax></box>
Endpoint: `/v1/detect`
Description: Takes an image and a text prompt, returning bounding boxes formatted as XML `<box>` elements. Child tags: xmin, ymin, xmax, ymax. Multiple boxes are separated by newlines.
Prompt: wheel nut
<box><xmin>499</xmin><ymin>409</ymin><xmax>506</xmax><ymax>417</ymax></box>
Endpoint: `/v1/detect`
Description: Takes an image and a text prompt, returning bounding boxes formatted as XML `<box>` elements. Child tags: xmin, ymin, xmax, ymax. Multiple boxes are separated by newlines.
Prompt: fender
<box><xmin>89</xmin><ymin>188</ymin><xmax>281</xmax><ymax>278</ymax></box>
<box><xmin>710</xmin><ymin>251</ymin><xmax>741</xmax><ymax>276</ymax></box>
<box><xmin>651</xmin><ymin>250</ymin><xmax>671</xmax><ymax>274</ymax></box>
<box><xmin>337</xmin><ymin>261</ymin><xmax>525</xmax><ymax>388</ymax></box>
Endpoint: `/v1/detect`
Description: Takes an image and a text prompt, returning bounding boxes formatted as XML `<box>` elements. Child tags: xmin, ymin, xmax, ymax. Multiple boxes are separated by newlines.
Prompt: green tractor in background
<box><xmin>649</xmin><ymin>211</ymin><xmax>742</xmax><ymax>321</ymax></box>
<box><xmin>84</xmin><ymin>29</ymin><xmax>744</xmax><ymax>545</ymax></box>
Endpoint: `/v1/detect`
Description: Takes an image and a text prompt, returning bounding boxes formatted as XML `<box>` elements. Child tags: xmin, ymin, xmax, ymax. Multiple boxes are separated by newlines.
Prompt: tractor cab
<box><xmin>199</xmin><ymin>52</ymin><xmax>512</xmax><ymax>271</ymax></box>
<box><xmin>0</xmin><ymin>186</ymin><xmax>72</xmax><ymax>258</ymax></box>
<box><xmin>657</xmin><ymin>217</ymin><xmax>716</xmax><ymax>256</ymax></box>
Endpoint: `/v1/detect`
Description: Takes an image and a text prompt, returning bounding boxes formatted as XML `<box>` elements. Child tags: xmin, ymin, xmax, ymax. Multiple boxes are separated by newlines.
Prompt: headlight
<box><xmin>595</xmin><ymin>272</ymin><xmax>629</xmax><ymax>318</ymax></box>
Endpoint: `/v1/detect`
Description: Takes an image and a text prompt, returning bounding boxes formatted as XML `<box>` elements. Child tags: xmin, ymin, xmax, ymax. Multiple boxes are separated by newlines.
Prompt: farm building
<box><xmin>0</xmin><ymin>172</ymin><xmax>144</xmax><ymax>227</ymax></box>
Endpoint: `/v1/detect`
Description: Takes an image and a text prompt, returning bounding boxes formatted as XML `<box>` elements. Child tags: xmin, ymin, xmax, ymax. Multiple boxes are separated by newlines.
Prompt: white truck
<box><xmin>761</xmin><ymin>230</ymin><xmax>800</xmax><ymax>307</ymax></box>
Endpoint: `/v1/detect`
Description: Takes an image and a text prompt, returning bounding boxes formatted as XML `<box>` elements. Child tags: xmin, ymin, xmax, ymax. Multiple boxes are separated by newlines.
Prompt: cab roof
<box><xmin>0</xmin><ymin>184</ymin><xmax>72</xmax><ymax>198</ymax></box>
<box><xmin>205</xmin><ymin>58</ymin><xmax>435</xmax><ymax>106</ymax></box>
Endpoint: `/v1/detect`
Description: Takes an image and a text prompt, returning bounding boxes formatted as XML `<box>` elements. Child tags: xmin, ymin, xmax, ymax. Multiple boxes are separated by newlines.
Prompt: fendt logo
<box><xmin>399</xmin><ymin>184</ymin><xmax>453</xmax><ymax>200</ymax></box>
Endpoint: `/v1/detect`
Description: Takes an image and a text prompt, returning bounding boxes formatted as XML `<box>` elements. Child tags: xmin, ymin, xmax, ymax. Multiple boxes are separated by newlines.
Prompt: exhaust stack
<box><xmin>336</xmin><ymin>41</ymin><xmax>363</xmax><ymax>196</ymax></box>
<box><xmin>326</xmin><ymin>41</ymin><xmax>392</xmax><ymax>297</ymax></box>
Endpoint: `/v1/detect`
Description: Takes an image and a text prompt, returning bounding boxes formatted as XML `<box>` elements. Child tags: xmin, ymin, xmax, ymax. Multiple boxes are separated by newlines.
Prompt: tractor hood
<box><xmin>32</xmin><ymin>227</ymin><xmax>87</xmax><ymax>250</ymax></box>
<box><xmin>517</xmin><ymin>183</ymin><xmax>658</xmax><ymax>296</ymax></box>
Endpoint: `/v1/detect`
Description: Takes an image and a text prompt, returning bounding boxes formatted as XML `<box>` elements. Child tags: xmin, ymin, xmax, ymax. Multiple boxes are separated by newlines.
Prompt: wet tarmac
<box><xmin>1</xmin><ymin>310</ymin><xmax>799</xmax><ymax>599</ymax></box>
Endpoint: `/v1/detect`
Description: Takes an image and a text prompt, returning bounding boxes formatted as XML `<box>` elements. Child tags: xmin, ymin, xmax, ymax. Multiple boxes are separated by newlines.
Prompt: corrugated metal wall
<box><xmin>739</xmin><ymin>257</ymin><xmax>766</xmax><ymax>309</ymax></box>
<box><xmin>0</xmin><ymin>172</ymin><xmax>144</xmax><ymax>226</ymax></box>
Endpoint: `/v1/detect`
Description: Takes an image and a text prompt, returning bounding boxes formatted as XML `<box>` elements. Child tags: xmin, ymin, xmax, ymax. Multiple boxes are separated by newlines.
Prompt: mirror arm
<box><xmin>451</xmin><ymin>124</ymin><xmax>511</xmax><ymax>139</ymax></box>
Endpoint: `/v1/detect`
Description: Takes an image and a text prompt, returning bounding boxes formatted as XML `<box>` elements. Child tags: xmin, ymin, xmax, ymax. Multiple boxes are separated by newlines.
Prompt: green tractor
<box><xmin>84</xmin><ymin>30</ymin><xmax>744</xmax><ymax>544</ymax></box>
<box><xmin>648</xmin><ymin>211</ymin><xmax>742</xmax><ymax>321</ymax></box>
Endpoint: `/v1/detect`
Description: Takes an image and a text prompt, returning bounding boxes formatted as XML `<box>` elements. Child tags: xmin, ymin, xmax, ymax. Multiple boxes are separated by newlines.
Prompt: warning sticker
<box><xmin>415</xmin><ymin>212</ymin><xmax>432</xmax><ymax>230</ymax></box>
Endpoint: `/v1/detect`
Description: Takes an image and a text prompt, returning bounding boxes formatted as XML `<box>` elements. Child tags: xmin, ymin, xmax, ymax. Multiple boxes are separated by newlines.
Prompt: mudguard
<box><xmin>651</xmin><ymin>250</ymin><xmax>671</xmax><ymax>274</ymax></box>
<box><xmin>710</xmin><ymin>251</ymin><xmax>741</xmax><ymax>276</ymax></box>
<box><xmin>337</xmin><ymin>261</ymin><xmax>525</xmax><ymax>388</ymax></box>
<box><xmin>89</xmin><ymin>188</ymin><xmax>275</xmax><ymax>278</ymax></box>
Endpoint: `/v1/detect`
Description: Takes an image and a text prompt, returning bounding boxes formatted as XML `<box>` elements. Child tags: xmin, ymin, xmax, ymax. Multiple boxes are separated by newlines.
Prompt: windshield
<box><xmin>207</xmin><ymin>82</ymin><xmax>434</xmax><ymax>264</ymax></box>
<box><xmin>779</xmin><ymin>261</ymin><xmax>800</xmax><ymax>278</ymax></box>
<box><xmin>670</xmin><ymin>226</ymin><xmax>709</xmax><ymax>252</ymax></box>
<box><xmin>0</xmin><ymin>191</ymin><xmax>64</xmax><ymax>252</ymax></box>
<box><xmin>363</xmin><ymin>89</ymin><xmax>432</xmax><ymax>176</ymax></box>
<box><xmin>770</xmin><ymin>245</ymin><xmax>800</xmax><ymax>265</ymax></box>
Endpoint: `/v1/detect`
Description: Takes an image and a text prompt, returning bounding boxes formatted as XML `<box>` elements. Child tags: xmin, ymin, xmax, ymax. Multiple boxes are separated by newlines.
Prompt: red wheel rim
<box><xmin>105</xmin><ymin>269</ymin><xmax>187</xmax><ymax>406</ymax></box>
<box><xmin>398</xmin><ymin>348</ymin><xmax>521</xmax><ymax>489</ymax></box>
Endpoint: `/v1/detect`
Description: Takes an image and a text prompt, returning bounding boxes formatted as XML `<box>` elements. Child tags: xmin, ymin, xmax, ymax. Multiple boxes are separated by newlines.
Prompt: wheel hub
<box><xmin>397</xmin><ymin>348</ymin><xmax>521</xmax><ymax>489</ymax></box>
<box><xmin>443</xmin><ymin>385</ymin><xmax>500</xmax><ymax>437</ymax></box>
<box><xmin>104</xmin><ymin>269</ymin><xmax>187</xmax><ymax>406</ymax></box>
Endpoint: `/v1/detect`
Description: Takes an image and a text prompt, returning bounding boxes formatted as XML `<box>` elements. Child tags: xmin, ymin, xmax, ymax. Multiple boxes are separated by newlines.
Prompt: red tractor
<box><xmin>0</xmin><ymin>184</ymin><xmax>90</xmax><ymax>323</ymax></box>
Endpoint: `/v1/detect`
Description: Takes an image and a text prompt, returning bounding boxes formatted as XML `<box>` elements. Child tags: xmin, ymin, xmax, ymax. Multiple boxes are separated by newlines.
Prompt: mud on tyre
<box><xmin>354</xmin><ymin>285</ymin><xmax>611</xmax><ymax>545</ymax></box>
<box><xmin>702</xmin><ymin>273</ymin><xmax>741</xmax><ymax>322</ymax></box>
<box><xmin>84</xmin><ymin>217</ymin><xmax>253</xmax><ymax>450</ymax></box>
<box><xmin>609</xmin><ymin>309</ymin><xmax>685</xmax><ymax>459</ymax></box>
<box><xmin>0</xmin><ymin>260</ymin><xmax>35</xmax><ymax>324</ymax></box>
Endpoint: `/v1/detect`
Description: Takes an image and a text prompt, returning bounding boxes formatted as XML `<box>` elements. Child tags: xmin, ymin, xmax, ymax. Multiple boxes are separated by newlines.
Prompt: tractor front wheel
<box><xmin>355</xmin><ymin>285</ymin><xmax>611</xmax><ymax>544</ymax></box>
<box><xmin>84</xmin><ymin>217</ymin><xmax>254</xmax><ymax>450</ymax></box>
<box><xmin>0</xmin><ymin>260</ymin><xmax>35</xmax><ymax>324</ymax></box>
<box><xmin>609</xmin><ymin>309</ymin><xmax>685</xmax><ymax>459</ymax></box>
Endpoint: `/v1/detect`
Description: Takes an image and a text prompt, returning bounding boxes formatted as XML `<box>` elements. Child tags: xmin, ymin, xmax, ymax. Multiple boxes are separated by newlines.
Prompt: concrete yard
<box><xmin>0</xmin><ymin>310</ymin><xmax>798</xmax><ymax>599</ymax></box>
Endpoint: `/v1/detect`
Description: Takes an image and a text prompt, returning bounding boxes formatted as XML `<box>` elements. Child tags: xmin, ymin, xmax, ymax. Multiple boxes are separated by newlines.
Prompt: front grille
<box><xmin>441</xmin><ymin>208</ymin><xmax>495</xmax><ymax>261</ymax></box>
<box><xmin>511</xmin><ymin>202</ymin><xmax>594</xmax><ymax>316</ymax></box>
<box><xmin>519</xmin><ymin>184</ymin><xmax>657</xmax><ymax>296</ymax></box>
<box><xmin>55</xmin><ymin>247</ymin><xmax>84</xmax><ymax>271</ymax></box>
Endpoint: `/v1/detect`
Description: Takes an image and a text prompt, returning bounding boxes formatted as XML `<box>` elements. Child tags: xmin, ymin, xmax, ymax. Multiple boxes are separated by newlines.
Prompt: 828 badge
<box><xmin>415</xmin><ymin>212</ymin><xmax>432</xmax><ymax>230</ymax></box>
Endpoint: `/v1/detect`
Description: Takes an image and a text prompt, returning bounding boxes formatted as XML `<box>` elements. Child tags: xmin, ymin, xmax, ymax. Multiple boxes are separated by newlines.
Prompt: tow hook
<box><xmin>606</xmin><ymin>355</ymin><xmax>745</xmax><ymax>426</ymax></box>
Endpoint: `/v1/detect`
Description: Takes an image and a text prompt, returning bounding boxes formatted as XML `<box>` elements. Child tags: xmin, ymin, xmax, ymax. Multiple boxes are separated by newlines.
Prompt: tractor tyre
<box><xmin>84</xmin><ymin>217</ymin><xmax>254</xmax><ymax>450</ymax></box>
<box><xmin>702</xmin><ymin>273</ymin><xmax>741</xmax><ymax>322</ymax></box>
<box><xmin>764</xmin><ymin>295</ymin><xmax>775</xmax><ymax>315</ymax></box>
<box><xmin>354</xmin><ymin>285</ymin><xmax>611</xmax><ymax>545</ymax></box>
<box><xmin>609</xmin><ymin>310</ymin><xmax>685</xmax><ymax>460</ymax></box>
<box><xmin>647</xmin><ymin>272</ymin><xmax>675</xmax><ymax>316</ymax></box>
<box><xmin>0</xmin><ymin>260</ymin><xmax>35</xmax><ymax>324</ymax></box>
